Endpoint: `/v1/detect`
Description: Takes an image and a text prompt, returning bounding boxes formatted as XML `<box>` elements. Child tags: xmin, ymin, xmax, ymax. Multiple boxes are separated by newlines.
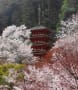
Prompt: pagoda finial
<box><xmin>38</xmin><ymin>4</ymin><xmax>41</xmax><ymax>25</ymax></box>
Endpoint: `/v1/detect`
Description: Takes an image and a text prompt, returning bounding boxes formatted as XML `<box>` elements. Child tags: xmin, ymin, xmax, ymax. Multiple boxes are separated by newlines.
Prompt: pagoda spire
<box><xmin>38</xmin><ymin>3</ymin><xmax>41</xmax><ymax>25</ymax></box>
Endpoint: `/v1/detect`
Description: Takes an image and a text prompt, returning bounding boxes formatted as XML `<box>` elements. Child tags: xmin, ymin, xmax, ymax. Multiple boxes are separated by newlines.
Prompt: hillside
<box><xmin>0</xmin><ymin>0</ymin><xmax>19</xmax><ymax>13</ymax></box>
<box><xmin>0</xmin><ymin>0</ymin><xmax>62</xmax><ymax>35</ymax></box>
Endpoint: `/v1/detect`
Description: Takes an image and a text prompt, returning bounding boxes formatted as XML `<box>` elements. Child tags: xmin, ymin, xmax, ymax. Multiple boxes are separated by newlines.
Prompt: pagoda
<box><xmin>30</xmin><ymin>26</ymin><xmax>51</xmax><ymax>57</ymax></box>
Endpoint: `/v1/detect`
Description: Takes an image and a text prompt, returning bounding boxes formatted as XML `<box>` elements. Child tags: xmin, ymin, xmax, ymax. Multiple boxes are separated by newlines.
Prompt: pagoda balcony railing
<box><xmin>34</xmin><ymin>41</ymin><xmax>46</xmax><ymax>43</ymax></box>
<box><xmin>30</xmin><ymin>34</ymin><xmax>50</xmax><ymax>38</ymax></box>
<box><xmin>32</xmin><ymin>41</ymin><xmax>51</xmax><ymax>46</ymax></box>
<box><xmin>32</xmin><ymin>49</ymin><xmax>47</xmax><ymax>53</ymax></box>
<box><xmin>33</xmin><ymin>52</ymin><xmax>46</xmax><ymax>55</ymax></box>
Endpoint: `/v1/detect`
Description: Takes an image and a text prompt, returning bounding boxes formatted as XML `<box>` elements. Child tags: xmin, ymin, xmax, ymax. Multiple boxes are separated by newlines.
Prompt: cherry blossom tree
<box><xmin>52</xmin><ymin>13</ymin><xmax>78</xmax><ymax>89</ymax></box>
<box><xmin>57</xmin><ymin>13</ymin><xmax>78</xmax><ymax>38</ymax></box>
<box><xmin>52</xmin><ymin>35</ymin><xmax>78</xmax><ymax>89</ymax></box>
<box><xmin>0</xmin><ymin>25</ymin><xmax>35</xmax><ymax>63</ymax></box>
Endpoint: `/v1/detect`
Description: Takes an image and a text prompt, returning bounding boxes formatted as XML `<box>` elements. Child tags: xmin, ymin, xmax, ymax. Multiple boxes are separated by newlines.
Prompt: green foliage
<box><xmin>0</xmin><ymin>65</ymin><xmax>9</xmax><ymax>76</ymax></box>
<box><xmin>0</xmin><ymin>65</ymin><xmax>8</xmax><ymax>85</ymax></box>
<box><xmin>0</xmin><ymin>63</ymin><xmax>24</xmax><ymax>85</ymax></box>
<box><xmin>14</xmin><ymin>64</ymin><xmax>24</xmax><ymax>70</ymax></box>
<box><xmin>56</xmin><ymin>22</ymin><xmax>61</xmax><ymax>32</ymax></box>
<box><xmin>60</xmin><ymin>0</ymin><xmax>69</xmax><ymax>20</ymax></box>
<box><xmin>16</xmin><ymin>73</ymin><xmax>24</xmax><ymax>81</ymax></box>
<box><xmin>60</xmin><ymin>0</ymin><xmax>76</xmax><ymax>20</ymax></box>
<box><xmin>0</xmin><ymin>77</ymin><xmax>7</xmax><ymax>85</ymax></box>
<box><xmin>57</xmin><ymin>0</ymin><xmax>76</xmax><ymax>32</ymax></box>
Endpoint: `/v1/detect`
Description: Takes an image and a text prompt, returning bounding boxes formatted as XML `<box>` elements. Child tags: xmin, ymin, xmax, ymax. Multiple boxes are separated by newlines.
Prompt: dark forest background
<box><xmin>0</xmin><ymin>0</ymin><xmax>78</xmax><ymax>35</ymax></box>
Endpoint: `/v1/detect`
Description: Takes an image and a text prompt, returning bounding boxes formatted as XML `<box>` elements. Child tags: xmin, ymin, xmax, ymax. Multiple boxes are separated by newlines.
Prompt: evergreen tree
<box><xmin>0</xmin><ymin>0</ymin><xmax>62</xmax><ymax>34</ymax></box>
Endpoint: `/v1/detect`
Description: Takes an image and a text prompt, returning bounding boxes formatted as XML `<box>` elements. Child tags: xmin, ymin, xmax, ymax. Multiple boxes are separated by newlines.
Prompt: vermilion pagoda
<box><xmin>30</xmin><ymin>26</ymin><xmax>51</xmax><ymax>57</ymax></box>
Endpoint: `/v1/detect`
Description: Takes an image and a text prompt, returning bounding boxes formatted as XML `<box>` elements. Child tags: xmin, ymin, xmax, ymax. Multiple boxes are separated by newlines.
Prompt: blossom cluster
<box><xmin>0</xmin><ymin>25</ymin><xmax>34</xmax><ymax>63</ymax></box>
<box><xmin>57</xmin><ymin>13</ymin><xmax>78</xmax><ymax>38</ymax></box>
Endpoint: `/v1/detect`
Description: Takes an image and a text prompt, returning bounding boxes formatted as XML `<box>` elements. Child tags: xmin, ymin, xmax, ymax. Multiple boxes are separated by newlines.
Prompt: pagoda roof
<box><xmin>30</xmin><ymin>25</ymin><xmax>48</xmax><ymax>31</ymax></box>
